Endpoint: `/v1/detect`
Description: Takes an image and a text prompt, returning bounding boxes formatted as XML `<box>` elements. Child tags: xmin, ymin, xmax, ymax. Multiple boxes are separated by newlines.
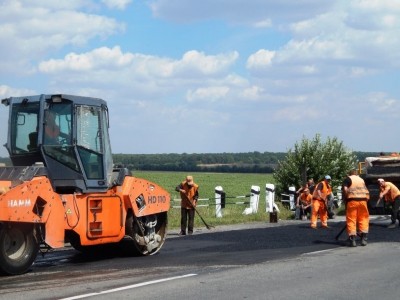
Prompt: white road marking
<box><xmin>59</xmin><ymin>273</ymin><xmax>197</xmax><ymax>300</ymax></box>
<box><xmin>302</xmin><ymin>248</ymin><xmax>337</xmax><ymax>256</ymax></box>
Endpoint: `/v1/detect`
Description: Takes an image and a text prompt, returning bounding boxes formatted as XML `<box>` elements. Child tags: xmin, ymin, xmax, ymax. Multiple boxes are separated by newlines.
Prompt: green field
<box><xmin>133</xmin><ymin>171</ymin><xmax>293</xmax><ymax>229</ymax></box>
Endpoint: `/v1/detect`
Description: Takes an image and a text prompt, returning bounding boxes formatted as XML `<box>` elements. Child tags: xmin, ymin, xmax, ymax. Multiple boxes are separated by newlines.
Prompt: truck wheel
<box><xmin>0</xmin><ymin>224</ymin><xmax>39</xmax><ymax>275</ymax></box>
<box><xmin>124</xmin><ymin>212</ymin><xmax>167</xmax><ymax>256</ymax></box>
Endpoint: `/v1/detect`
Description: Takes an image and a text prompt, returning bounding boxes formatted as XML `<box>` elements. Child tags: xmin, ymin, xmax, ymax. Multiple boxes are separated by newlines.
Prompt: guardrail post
<box><xmin>243</xmin><ymin>185</ymin><xmax>260</xmax><ymax>215</ymax></box>
<box><xmin>266</xmin><ymin>183</ymin><xmax>280</xmax><ymax>213</ymax></box>
<box><xmin>288</xmin><ymin>186</ymin><xmax>296</xmax><ymax>210</ymax></box>
<box><xmin>336</xmin><ymin>186</ymin><xmax>343</xmax><ymax>207</ymax></box>
<box><xmin>250</xmin><ymin>185</ymin><xmax>260</xmax><ymax>213</ymax></box>
<box><xmin>215</xmin><ymin>186</ymin><xmax>224</xmax><ymax>218</ymax></box>
<box><xmin>280</xmin><ymin>186</ymin><xmax>296</xmax><ymax>211</ymax></box>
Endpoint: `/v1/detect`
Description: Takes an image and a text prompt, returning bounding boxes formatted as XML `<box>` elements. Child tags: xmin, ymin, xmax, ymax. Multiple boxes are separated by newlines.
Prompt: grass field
<box><xmin>133</xmin><ymin>171</ymin><xmax>293</xmax><ymax>229</ymax></box>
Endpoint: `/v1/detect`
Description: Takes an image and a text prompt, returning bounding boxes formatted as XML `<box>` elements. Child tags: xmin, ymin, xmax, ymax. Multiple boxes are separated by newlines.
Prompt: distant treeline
<box><xmin>0</xmin><ymin>151</ymin><xmax>382</xmax><ymax>173</ymax></box>
<box><xmin>113</xmin><ymin>151</ymin><xmax>381</xmax><ymax>173</ymax></box>
<box><xmin>113</xmin><ymin>152</ymin><xmax>287</xmax><ymax>173</ymax></box>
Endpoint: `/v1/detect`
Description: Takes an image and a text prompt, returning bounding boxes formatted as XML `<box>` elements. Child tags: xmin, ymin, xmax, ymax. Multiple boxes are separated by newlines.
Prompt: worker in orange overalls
<box><xmin>376</xmin><ymin>178</ymin><xmax>400</xmax><ymax>228</ymax></box>
<box><xmin>175</xmin><ymin>175</ymin><xmax>199</xmax><ymax>236</ymax></box>
<box><xmin>295</xmin><ymin>183</ymin><xmax>307</xmax><ymax>219</ymax></box>
<box><xmin>342</xmin><ymin>169</ymin><xmax>370</xmax><ymax>247</ymax></box>
<box><xmin>311</xmin><ymin>175</ymin><xmax>332</xmax><ymax>229</ymax></box>
<box><xmin>296</xmin><ymin>188</ymin><xmax>312</xmax><ymax>220</ymax></box>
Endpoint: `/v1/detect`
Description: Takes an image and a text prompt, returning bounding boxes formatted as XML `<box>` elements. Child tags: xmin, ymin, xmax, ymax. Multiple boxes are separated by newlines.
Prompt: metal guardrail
<box><xmin>171</xmin><ymin>195</ymin><xmax>251</xmax><ymax>209</ymax></box>
<box><xmin>171</xmin><ymin>184</ymin><xmax>282</xmax><ymax>218</ymax></box>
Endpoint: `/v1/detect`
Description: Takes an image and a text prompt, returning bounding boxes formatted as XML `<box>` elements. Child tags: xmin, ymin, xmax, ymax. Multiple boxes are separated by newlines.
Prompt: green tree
<box><xmin>273</xmin><ymin>134</ymin><xmax>358</xmax><ymax>193</ymax></box>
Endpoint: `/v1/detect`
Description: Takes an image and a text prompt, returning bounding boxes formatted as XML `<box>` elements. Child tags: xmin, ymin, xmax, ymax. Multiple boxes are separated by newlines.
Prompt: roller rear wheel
<box><xmin>124</xmin><ymin>212</ymin><xmax>167</xmax><ymax>255</ymax></box>
<box><xmin>0</xmin><ymin>223</ymin><xmax>39</xmax><ymax>275</ymax></box>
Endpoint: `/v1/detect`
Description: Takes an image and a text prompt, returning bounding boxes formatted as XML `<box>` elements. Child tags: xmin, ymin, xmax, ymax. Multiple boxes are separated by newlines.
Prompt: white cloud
<box><xmin>0</xmin><ymin>85</ymin><xmax>36</xmax><ymax>98</ymax></box>
<box><xmin>354</xmin><ymin>0</ymin><xmax>400</xmax><ymax>12</ymax></box>
<box><xmin>39</xmin><ymin>46</ymin><xmax>134</xmax><ymax>72</ymax></box>
<box><xmin>35</xmin><ymin>47</ymin><xmax>245</xmax><ymax>118</ymax></box>
<box><xmin>39</xmin><ymin>47</ymin><xmax>238</xmax><ymax>80</ymax></box>
<box><xmin>349</xmin><ymin>67</ymin><xmax>370</xmax><ymax>77</ymax></box>
<box><xmin>240</xmin><ymin>86</ymin><xmax>264</xmax><ymax>101</ymax></box>
<box><xmin>246</xmin><ymin>50</ymin><xmax>275</xmax><ymax>69</ymax></box>
<box><xmin>186</xmin><ymin>86</ymin><xmax>230</xmax><ymax>103</ymax></box>
<box><xmin>252</xmin><ymin>19</ymin><xmax>272</xmax><ymax>28</ymax></box>
<box><xmin>283</xmin><ymin>38</ymin><xmax>350</xmax><ymax>61</ymax></box>
<box><xmin>5</xmin><ymin>0</ymin><xmax>90</xmax><ymax>11</ymax></box>
<box><xmin>273</xmin><ymin>106</ymin><xmax>319</xmax><ymax>121</ymax></box>
<box><xmin>0</xmin><ymin>0</ymin><xmax>125</xmax><ymax>73</ymax></box>
<box><xmin>246</xmin><ymin>0</ymin><xmax>400</xmax><ymax>87</ymax></box>
<box><xmin>101</xmin><ymin>0</ymin><xmax>132</xmax><ymax>10</ymax></box>
<box><xmin>178</xmin><ymin>50</ymin><xmax>239</xmax><ymax>76</ymax></box>
<box><xmin>367</xmin><ymin>92</ymin><xmax>400</xmax><ymax>114</ymax></box>
<box><xmin>149</xmin><ymin>0</ymin><xmax>333</xmax><ymax>25</ymax></box>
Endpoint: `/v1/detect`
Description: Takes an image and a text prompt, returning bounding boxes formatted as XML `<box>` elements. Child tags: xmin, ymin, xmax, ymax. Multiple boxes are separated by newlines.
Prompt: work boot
<box><xmin>349</xmin><ymin>235</ymin><xmax>357</xmax><ymax>247</ymax></box>
<box><xmin>360</xmin><ymin>233</ymin><xmax>368</xmax><ymax>246</ymax></box>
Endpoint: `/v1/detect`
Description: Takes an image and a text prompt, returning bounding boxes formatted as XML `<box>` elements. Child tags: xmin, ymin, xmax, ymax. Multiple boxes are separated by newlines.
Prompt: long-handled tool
<box><xmin>185</xmin><ymin>195</ymin><xmax>214</xmax><ymax>230</ymax></box>
<box><xmin>335</xmin><ymin>223</ymin><xmax>347</xmax><ymax>240</ymax></box>
<box><xmin>334</xmin><ymin>190</ymin><xmax>349</xmax><ymax>241</ymax></box>
<box><xmin>335</xmin><ymin>224</ymin><xmax>365</xmax><ymax>241</ymax></box>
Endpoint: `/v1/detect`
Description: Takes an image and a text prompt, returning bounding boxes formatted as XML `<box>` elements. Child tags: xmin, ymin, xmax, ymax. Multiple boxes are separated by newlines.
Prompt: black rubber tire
<box><xmin>124</xmin><ymin>212</ymin><xmax>168</xmax><ymax>256</ymax></box>
<box><xmin>0</xmin><ymin>223</ymin><xmax>39</xmax><ymax>275</ymax></box>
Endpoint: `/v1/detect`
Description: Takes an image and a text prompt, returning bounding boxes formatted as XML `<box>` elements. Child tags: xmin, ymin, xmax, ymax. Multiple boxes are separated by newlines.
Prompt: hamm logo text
<box><xmin>8</xmin><ymin>199</ymin><xmax>31</xmax><ymax>207</ymax></box>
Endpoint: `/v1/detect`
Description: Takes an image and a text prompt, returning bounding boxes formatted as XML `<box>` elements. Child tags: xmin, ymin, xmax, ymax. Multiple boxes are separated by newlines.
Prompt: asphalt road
<box><xmin>0</xmin><ymin>215</ymin><xmax>399</xmax><ymax>299</ymax></box>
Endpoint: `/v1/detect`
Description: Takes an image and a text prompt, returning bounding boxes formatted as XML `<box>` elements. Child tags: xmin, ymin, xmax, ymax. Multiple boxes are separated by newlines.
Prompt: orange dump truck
<box><xmin>0</xmin><ymin>94</ymin><xmax>170</xmax><ymax>275</ymax></box>
<box><xmin>360</xmin><ymin>153</ymin><xmax>400</xmax><ymax>214</ymax></box>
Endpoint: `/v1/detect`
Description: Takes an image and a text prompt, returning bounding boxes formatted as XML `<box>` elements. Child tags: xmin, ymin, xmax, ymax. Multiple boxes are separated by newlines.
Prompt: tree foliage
<box><xmin>273</xmin><ymin>134</ymin><xmax>358</xmax><ymax>193</ymax></box>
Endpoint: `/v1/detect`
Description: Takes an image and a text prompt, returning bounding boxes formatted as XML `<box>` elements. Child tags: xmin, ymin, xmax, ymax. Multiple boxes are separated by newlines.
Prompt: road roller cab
<box><xmin>0</xmin><ymin>94</ymin><xmax>170</xmax><ymax>275</ymax></box>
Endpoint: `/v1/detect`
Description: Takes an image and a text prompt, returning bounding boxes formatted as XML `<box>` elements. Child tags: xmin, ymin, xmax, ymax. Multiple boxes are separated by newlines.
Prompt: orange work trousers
<box><xmin>311</xmin><ymin>199</ymin><xmax>328</xmax><ymax>228</ymax></box>
<box><xmin>346</xmin><ymin>200</ymin><xmax>369</xmax><ymax>236</ymax></box>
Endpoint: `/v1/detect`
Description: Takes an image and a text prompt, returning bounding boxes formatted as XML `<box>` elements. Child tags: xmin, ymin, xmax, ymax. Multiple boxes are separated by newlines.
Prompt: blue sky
<box><xmin>0</xmin><ymin>0</ymin><xmax>399</xmax><ymax>157</ymax></box>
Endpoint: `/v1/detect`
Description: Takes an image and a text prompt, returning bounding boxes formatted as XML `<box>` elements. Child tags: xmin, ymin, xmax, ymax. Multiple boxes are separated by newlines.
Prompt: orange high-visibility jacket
<box><xmin>312</xmin><ymin>180</ymin><xmax>331</xmax><ymax>201</ymax></box>
<box><xmin>346</xmin><ymin>175</ymin><xmax>369</xmax><ymax>201</ymax></box>
<box><xmin>179</xmin><ymin>181</ymin><xmax>199</xmax><ymax>209</ymax></box>
<box><xmin>300</xmin><ymin>193</ymin><xmax>312</xmax><ymax>205</ymax></box>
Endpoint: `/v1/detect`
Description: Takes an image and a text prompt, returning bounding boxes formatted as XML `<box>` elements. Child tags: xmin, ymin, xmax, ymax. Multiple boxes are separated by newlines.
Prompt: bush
<box><xmin>273</xmin><ymin>134</ymin><xmax>358</xmax><ymax>194</ymax></box>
